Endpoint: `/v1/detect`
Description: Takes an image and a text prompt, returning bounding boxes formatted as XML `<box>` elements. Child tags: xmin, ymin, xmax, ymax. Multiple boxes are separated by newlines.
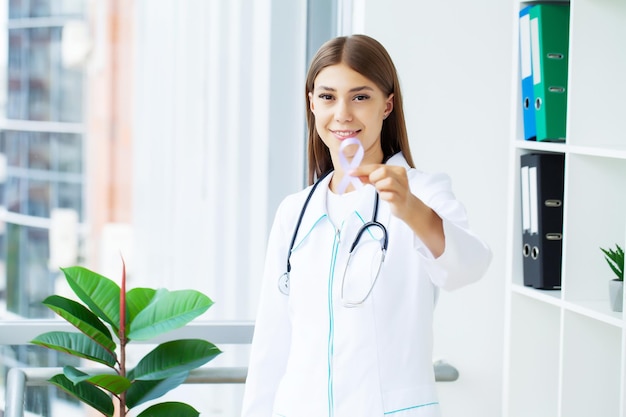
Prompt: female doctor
<box><xmin>241</xmin><ymin>34</ymin><xmax>492</xmax><ymax>417</ymax></box>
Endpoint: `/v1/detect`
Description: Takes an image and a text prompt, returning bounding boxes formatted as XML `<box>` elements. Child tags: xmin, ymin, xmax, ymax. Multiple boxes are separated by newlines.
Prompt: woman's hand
<box><xmin>350</xmin><ymin>164</ymin><xmax>445</xmax><ymax>258</ymax></box>
<box><xmin>350</xmin><ymin>164</ymin><xmax>413</xmax><ymax>220</ymax></box>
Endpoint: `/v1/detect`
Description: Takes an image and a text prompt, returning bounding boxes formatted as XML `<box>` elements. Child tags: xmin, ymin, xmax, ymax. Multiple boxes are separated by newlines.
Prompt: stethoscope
<box><xmin>277</xmin><ymin>170</ymin><xmax>389</xmax><ymax>307</ymax></box>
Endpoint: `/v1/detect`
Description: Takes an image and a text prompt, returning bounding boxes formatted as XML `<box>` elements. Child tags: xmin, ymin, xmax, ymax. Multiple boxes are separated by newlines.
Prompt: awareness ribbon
<box><xmin>336</xmin><ymin>137</ymin><xmax>364</xmax><ymax>194</ymax></box>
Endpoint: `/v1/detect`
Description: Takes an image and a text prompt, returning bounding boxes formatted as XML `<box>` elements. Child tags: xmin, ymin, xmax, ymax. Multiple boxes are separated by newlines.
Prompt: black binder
<box><xmin>520</xmin><ymin>153</ymin><xmax>565</xmax><ymax>289</ymax></box>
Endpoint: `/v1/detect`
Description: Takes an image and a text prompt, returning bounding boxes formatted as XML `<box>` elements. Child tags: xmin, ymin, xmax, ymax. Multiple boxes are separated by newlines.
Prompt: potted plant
<box><xmin>601</xmin><ymin>243</ymin><xmax>624</xmax><ymax>312</ymax></box>
<box><xmin>30</xmin><ymin>260</ymin><xmax>221</xmax><ymax>417</ymax></box>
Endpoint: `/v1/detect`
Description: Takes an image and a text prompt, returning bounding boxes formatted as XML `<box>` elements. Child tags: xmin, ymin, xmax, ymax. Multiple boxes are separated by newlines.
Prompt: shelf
<box><xmin>511</xmin><ymin>283</ymin><xmax>561</xmax><ymax>307</ymax></box>
<box><xmin>511</xmin><ymin>284</ymin><xmax>622</xmax><ymax>327</ymax></box>
<box><xmin>505</xmin><ymin>0</ymin><xmax>626</xmax><ymax>415</ymax></box>
<box><xmin>514</xmin><ymin>141</ymin><xmax>626</xmax><ymax>160</ymax></box>
<box><xmin>567</xmin><ymin>144</ymin><xmax>626</xmax><ymax>160</ymax></box>
<box><xmin>513</xmin><ymin>140</ymin><xmax>565</xmax><ymax>153</ymax></box>
<box><xmin>562</xmin><ymin>299</ymin><xmax>623</xmax><ymax>328</ymax></box>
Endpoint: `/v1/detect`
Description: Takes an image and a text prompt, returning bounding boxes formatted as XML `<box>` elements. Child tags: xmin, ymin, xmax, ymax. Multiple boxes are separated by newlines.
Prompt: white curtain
<box><xmin>133</xmin><ymin>1</ymin><xmax>307</xmax><ymax>415</ymax></box>
<box><xmin>133</xmin><ymin>0</ymin><xmax>307</xmax><ymax>323</ymax></box>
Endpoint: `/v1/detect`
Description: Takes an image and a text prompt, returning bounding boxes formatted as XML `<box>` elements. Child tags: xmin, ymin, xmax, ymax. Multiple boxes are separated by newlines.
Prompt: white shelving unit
<box><xmin>503</xmin><ymin>0</ymin><xmax>626</xmax><ymax>416</ymax></box>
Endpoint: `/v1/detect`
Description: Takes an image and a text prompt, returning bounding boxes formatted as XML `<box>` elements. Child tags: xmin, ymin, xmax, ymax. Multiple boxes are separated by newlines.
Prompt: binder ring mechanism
<box><xmin>523</xmin><ymin>234</ymin><xmax>562</xmax><ymax>261</ymax></box>
<box><xmin>523</xmin><ymin>198</ymin><xmax>562</xmax><ymax>260</ymax></box>
<box><xmin>523</xmin><ymin>244</ymin><xmax>540</xmax><ymax>260</ymax></box>
<box><xmin>534</xmin><ymin>53</ymin><xmax>566</xmax><ymax>111</ymax></box>
<box><xmin>535</xmin><ymin>88</ymin><xmax>566</xmax><ymax>110</ymax></box>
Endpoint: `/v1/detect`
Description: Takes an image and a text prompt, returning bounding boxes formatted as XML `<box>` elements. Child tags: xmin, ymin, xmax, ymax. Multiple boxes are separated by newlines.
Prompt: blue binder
<box><xmin>519</xmin><ymin>5</ymin><xmax>536</xmax><ymax>140</ymax></box>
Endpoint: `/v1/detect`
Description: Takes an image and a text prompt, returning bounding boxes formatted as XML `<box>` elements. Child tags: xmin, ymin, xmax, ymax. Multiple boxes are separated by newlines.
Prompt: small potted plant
<box><xmin>600</xmin><ymin>243</ymin><xmax>624</xmax><ymax>312</ymax></box>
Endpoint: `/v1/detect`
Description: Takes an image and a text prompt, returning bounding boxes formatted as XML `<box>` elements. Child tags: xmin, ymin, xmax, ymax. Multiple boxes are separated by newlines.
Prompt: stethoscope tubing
<box><xmin>285</xmin><ymin>170</ymin><xmax>333</xmax><ymax>276</ymax></box>
<box><xmin>279</xmin><ymin>170</ymin><xmax>388</xmax><ymax>303</ymax></box>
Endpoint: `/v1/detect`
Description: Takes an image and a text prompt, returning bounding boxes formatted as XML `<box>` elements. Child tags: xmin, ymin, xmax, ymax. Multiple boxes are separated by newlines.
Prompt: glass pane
<box><xmin>9</xmin><ymin>0</ymin><xmax>86</xmax><ymax>19</ymax></box>
<box><xmin>0</xmin><ymin>221</ymin><xmax>5</xmax><ymax>298</ymax></box>
<box><xmin>54</xmin><ymin>133</ymin><xmax>82</xmax><ymax>173</ymax></box>
<box><xmin>5</xmin><ymin>176</ymin><xmax>24</xmax><ymax>214</ymax></box>
<box><xmin>7</xmin><ymin>30</ymin><xmax>26</xmax><ymax>119</ymax></box>
<box><xmin>2</xmin><ymin>130</ymin><xmax>25</xmax><ymax>168</ymax></box>
<box><xmin>7</xmin><ymin>27</ymin><xmax>84</xmax><ymax>122</ymax></box>
<box><xmin>5</xmin><ymin>224</ymin><xmax>53</xmax><ymax>318</ymax></box>
<box><xmin>28</xmin><ymin>179</ymin><xmax>51</xmax><ymax>217</ymax></box>
<box><xmin>28</xmin><ymin>133</ymin><xmax>51</xmax><ymax>170</ymax></box>
<box><xmin>0</xmin><ymin>131</ymin><xmax>83</xmax><ymax>173</ymax></box>
<box><xmin>58</xmin><ymin>66</ymin><xmax>84</xmax><ymax>123</ymax></box>
<box><xmin>2</xmin><ymin>131</ymin><xmax>84</xmax><ymax>219</ymax></box>
<box><xmin>56</xmin><ymin>181</ymin><xmax>81</xmax><ymax>218</ymax></box>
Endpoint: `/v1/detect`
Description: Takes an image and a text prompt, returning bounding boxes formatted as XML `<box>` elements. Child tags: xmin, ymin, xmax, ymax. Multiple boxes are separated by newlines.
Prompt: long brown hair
<box><xmin>305</xmin><ymin>34</ymin><xmax>415</xmax><ymax>185</ymax></box>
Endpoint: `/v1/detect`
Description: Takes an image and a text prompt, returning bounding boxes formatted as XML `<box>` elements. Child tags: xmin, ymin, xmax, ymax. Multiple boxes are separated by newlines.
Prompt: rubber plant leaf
<box><xmin>49</xmin><ymin>373</ymin><xmax>115</xmax><ymax>417</ymax></box>
<box><xmin>126</xmin><ymin>287</ymin><xmax>157</xmax><ymax>328</ymax></box>
<box><xmin>136</xmin><ymin>401</ymin><xmax>200</xmax><ymax>417</ymax></box>
<box><xmin>31</xmin><ymin>331</ymin><xmax>117</xmax><ymax>368</ymax></box>
<box><xmin>61</xmin><ymin>266</ymin><xmax>121</xmax><ymax>334</ymax></box>
<box><xmin>63</xmin><ymin>366</ymin><xmax>131</xmax><ymax>395</ymax></box>
<box><xmin>128</xmin><ymin>289</ymin><xmax>213</xmax><ymax>341</ymax></box>
<box><xmin>43</xmin><ymin>295</ymin><xmax>116</xmax><ymax>352</ymax></box>
<box><xmin>128</xmin><ymin>339</ymin><xmax>221</xmax><ymax>381</ymax></box>
<box><xmin>125</xmin><ymin>371</ymin><xmax>189</xmax><ymax>409</ymax></box>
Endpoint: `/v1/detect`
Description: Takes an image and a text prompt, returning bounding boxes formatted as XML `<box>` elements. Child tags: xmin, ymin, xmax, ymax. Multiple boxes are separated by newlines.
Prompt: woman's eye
<box><xmin>318</xmin><ymin>94</ymin><xmax>333</xmax><ymax>100</ymax></box>
<box><xmin>354</xmin><ymin>95</ymin><xmax>370</xmax><ymax>101</ymax></box>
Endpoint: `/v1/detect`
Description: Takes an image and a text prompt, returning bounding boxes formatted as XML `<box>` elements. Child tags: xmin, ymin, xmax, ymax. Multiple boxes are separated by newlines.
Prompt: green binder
<box><xmin>530</xmin><ymin>4</ymin><xmax>570</xmax><ymax>142</ymax></box>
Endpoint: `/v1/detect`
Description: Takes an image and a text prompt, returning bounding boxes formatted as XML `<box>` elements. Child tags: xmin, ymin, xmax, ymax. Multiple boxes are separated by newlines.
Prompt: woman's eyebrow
<box><xmin>316</xmin><ymin>85</ymin><xmax>375</xmax><ymax>93</ymax></box>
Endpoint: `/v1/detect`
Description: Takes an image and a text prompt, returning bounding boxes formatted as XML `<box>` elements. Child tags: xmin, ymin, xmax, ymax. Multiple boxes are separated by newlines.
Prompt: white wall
<box><xmin>359</xmin><ymin>1</ymin><xmax>513</xmax><ymax>416</ymax></box>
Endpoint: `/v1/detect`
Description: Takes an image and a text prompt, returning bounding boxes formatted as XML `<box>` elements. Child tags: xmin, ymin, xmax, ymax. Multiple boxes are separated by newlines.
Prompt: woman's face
<box><xmin>308</xmin><ymin>63</ymin><xmax>393</xmax><ymax>168</ymax></box>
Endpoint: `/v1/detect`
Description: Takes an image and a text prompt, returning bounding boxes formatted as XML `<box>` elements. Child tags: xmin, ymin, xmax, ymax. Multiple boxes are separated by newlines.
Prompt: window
<box><xmin>0</xmin><ymin>0</ymin><xmax>340</xmax><ymax>415</ymax></box>
<box><xmin>1</xmin><ymin>1</ymin><xmax>88</xmax><ymax>414</ymax></box>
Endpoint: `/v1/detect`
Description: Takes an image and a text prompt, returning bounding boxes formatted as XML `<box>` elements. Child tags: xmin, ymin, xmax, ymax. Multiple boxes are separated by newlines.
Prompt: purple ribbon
<box><xmin>336</xmin><ymin>137</ymin><xmax>364</xmax><ymax>194</ymax></box>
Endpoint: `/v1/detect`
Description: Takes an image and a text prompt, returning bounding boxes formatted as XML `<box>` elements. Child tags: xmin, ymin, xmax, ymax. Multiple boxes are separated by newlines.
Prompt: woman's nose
<box><xmin>334</xmin><ymin>100</ymin><xmax>352</xmax><ymax>122</ymax></box>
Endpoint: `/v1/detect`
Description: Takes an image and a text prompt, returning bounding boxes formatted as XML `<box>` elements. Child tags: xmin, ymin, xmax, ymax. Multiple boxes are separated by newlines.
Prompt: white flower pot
<box><xmin>608</xmin><ymin>279</ymin><xmax>623</xmax><ymax>312</ymax></box>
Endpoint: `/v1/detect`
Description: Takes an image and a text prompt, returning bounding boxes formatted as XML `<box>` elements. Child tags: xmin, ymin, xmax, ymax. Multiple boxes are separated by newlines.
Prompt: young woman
<box><xmin>241</xmin><ymin>34</ymin><xmax>491</xmax><ymax>417</ymax></box>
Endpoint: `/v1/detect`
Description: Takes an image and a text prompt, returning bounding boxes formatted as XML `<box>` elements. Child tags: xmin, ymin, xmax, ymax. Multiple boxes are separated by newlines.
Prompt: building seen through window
<box><xmin>0</xmin><ymin>0</ymin><xmax>88</xmax><ymax>415</ymax></box>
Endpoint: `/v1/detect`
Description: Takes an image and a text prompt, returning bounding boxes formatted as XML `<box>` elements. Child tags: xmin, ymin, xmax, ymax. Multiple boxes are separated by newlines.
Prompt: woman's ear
<box><xmin>308</xmin><ymin>92</ymin><xmax>315</xmax><ymax>112</ymax></box>
<box><xmin>385</xmin><ymin>93</ymin><xmax>394</xmax><ymax>116</ymax></box>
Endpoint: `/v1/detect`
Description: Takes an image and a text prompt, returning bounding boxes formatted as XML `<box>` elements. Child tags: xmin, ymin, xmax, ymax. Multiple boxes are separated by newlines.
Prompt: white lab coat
<box><xmin>242</xmin><ymin>153</ymin><xmax>492</xmax><ymax>417</ymax></box>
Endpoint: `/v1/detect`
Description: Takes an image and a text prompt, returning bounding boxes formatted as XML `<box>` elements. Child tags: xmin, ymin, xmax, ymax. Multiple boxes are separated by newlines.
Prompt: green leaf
<box><xmin>125</xmin><ymin>371</ymin><xmax>189</xmax><ymax>409</ymax></box>
<box><xmin>31</xmin><ymin>331</ymin><xmax>117</xmax><ymax>367</ymax></box>
<box><xmin>602</xmin><ymin>245</ymin><xmax>625</xmax><ymax>280</ymax></box>
<box><xmin>128</xmin><ymin>289</ymin><xmax>213</xmax><ymax>341</ymax></box>
<box><xmin>136</xmin><ymin>402</ymin><xmax>199</xmax><ymax>417</ymax></box>
<box><xmin>129</xmin><ymin>339</ymin><xmax>221</xmax><ymax>381</ymax></box>
<box><xmin>49</xmin><ymin>373</ymin><xmax>115</xmax><ymax>417</ymax></box>
<box><xmin>126</xmin><ymin>287</ymin><xmax>157</xmax><ymax>327</ymax></box>
<box><xmin>61</xmin><ymin>266</ymin><xmax>121</xmax><ymax>334</ymax></box>
<box><xmin>63</xmin><ymin>366</ymin><xmax>131</xmax><ymax>395</ymax></box>
<box><xmin>43</xmin><ymin>295</ymin><xmax>116</xmax><ymax>351</ymax></box>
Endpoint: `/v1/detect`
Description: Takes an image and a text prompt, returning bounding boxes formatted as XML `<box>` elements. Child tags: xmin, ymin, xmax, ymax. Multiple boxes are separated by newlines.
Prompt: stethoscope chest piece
<box><xmin>278</xmin><ymin>272</ymin><xmax>290</xmax><ymax>295</ymax></box>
